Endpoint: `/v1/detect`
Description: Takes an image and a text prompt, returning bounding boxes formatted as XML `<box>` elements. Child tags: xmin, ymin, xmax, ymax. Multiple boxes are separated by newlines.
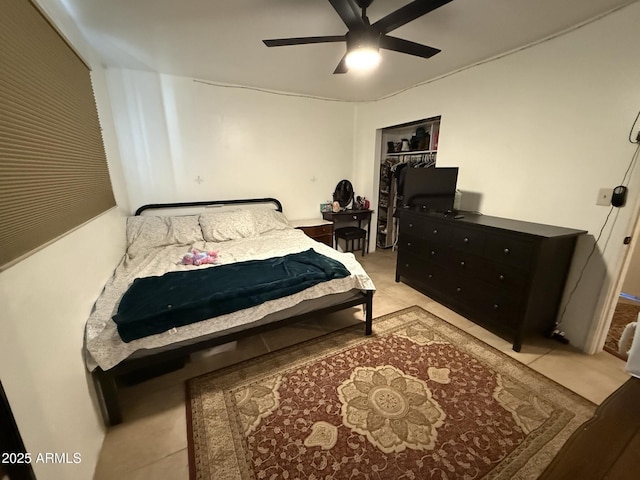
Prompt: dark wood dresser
<box><xmin>395</xmin><ymin>209</ymin><xmax>586</xmax><ymax>351</ymax></box>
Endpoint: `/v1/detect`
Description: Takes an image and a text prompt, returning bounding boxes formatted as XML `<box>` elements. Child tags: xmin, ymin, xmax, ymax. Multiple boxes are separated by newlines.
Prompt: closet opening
<box><xmin>376</xmin><ymin>116</ymin><xmax>441</xmax><ymax>250</ymax></box>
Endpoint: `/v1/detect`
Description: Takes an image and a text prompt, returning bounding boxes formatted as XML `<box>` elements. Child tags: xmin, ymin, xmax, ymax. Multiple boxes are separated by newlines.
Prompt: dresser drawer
<box><xmin>439</xmin><ymin>276</ymin><xmax>477</xmax><ymax>308</ymax></box>
<box><xmin>397</xmin><ymin>250</ymin><xmax>426</xmax><ymax>279</ymax></box>
<box><xmin>420</xmin><ymin>244</ymin><xmax>449</xmax><ymax>267</ymax></box>
<box><xmin>450</xmin><ymin>226</ymin><xmax>485</xmax><ymax>255</ymax></box>
<box><xmin>420</xmin><ymin>219</ymin><xmax>453</xmax><ymax>245</ymax></box>
<box><xmin>441</xmin><ymin>279</ymin><xmax>524</xmax><ymax>329</ymax></box>
<box><xmin>397</xmin><ymin>234</ymin><xmax>427</xmax><ymax>255</ymax></box>
<box><xmin>343</xmin><ymin>211</ymin><xmax>370</xmax><ymax>222</ymax></box>
<box><xmin>479</xmin><ymin>262</ymin><xmax>528</xmax><ymax>292</ymax></box>
<box><xmin>445</xmin><ymin>249</ymin><xmax>486</xmax><ymax>279</ymax></box>
<box><xmin>314</xmin><ymin>234</ymin><xmax>333</xmax><ymax>247</ymax></box>
<box><xmin>471</xmin><ymin>284</ymin><xmax>524</xmax><ymax>329</ymax></box>
<box><xmin>400</xmin><ymin>215</ymin><xmax>424</xmax><ymax>237</ymax></box>
<box><xmin>484</xmin><ymin>233</ymin><xmax>534</xmax><ymax>270</ymax></box>
<box><xmin>299</xmin><ymin>224</ymin><xmax>332</xmax><ymax>237</ymax></box>
<box><xmin>397</xmin><ymin>251</ymin><xmax>450</xmax><ymax>294</ymax></box>
<box><xmin>441</xmin><ymin>247</ymin><xmax>527</xmax><ymax>296</ymax></box>
<box><xmin>398</xmin><ymin>234</ymin><xmax>449</xmax><ymax>266</ymax></box>
<box><xmin>297</xmin><ymin>224</ymin><xmax>333</xmax><ymax>247</ymax></box>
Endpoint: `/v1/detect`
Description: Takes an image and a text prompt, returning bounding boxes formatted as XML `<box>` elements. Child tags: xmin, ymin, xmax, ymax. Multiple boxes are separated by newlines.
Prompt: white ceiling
<box><xmin>58</xmin><ymin>0</ymin><xmax>635</xmax><ymax>101</ymax></box>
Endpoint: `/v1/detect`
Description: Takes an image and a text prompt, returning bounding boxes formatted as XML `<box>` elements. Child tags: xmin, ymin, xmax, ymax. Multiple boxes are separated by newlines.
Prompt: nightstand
<box><xmin>289</xmin><ymin>219</ymin><xmax>334</xmax><ymax>247</ymax></box>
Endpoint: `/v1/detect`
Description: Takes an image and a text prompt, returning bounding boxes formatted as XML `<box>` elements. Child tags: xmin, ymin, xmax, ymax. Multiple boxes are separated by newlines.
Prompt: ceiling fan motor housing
<box><xmin>346</xmin><ymin>29</ymin><xmax>381</xmax><ymax>52</ymax></box>
<box><xmin>355</xmin><ymin>0</ymin><xmax>374</xmax><ymax>9</ymax></box>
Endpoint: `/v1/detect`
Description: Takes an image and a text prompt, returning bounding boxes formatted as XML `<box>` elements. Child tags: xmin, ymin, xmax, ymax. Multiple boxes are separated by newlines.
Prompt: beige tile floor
<box><xmin>93</xmin><ymin>248</ymin><xmax>631</xmax><ymax>479</ymax></box>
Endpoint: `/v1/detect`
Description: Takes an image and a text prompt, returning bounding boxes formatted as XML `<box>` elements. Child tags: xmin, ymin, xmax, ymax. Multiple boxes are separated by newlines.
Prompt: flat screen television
<box><xmin>402</xmin><ymin>167</ymin><xmax>459</xmax><ymax>212</ymax></box>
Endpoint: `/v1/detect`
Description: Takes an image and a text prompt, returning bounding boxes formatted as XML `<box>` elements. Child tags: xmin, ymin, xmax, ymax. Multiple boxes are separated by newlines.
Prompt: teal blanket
<box><xmin>113</xmin><ymin>249</ymin><xmax>350</xmax><ymax>342</ymax></box>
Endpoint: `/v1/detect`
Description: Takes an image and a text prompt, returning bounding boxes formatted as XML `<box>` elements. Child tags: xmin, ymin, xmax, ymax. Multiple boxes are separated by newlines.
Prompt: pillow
<box><xmin>199</xmin><ymin>209</ymin><xmax>258</xmax><ymax>242</ymax></box>
<box><xmin>126</xmin><ymin>215</ymin><xmax>203</xmax><ymax>257</ymax></box>
<box><xmin>251</xmin><ymin>207</ymin><xmax>291</xmax><ymax>234</ymax></box>
<box><xmin>168</xmin><ymin>215</ymin><xmax>205</xmax><ymax>244</ymax></box>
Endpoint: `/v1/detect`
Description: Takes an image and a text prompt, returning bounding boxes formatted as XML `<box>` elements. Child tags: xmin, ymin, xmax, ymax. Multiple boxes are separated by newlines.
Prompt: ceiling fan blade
<box><xmin>333</xmin><ymin>54</ymin><xmax>349</xmax><ymax>74</ymax></box>
<box><xmin>328</xmin><ymin>0</ymin><xmax>365</xmax><ymax>31</ymax></box>
<box><xmin>263</xmin><ymin>35</ymin><xmax>345</xmax><ymax>47</ymax></box>
<box><xmin>372</xmin><ymin>0</ymin><xmax>453</xmax><ymax>34</ymax></box>
<box><xmin>380</xmin><ymin>35</ymin><xmax>440</xmax><ymax>58</ymax></box>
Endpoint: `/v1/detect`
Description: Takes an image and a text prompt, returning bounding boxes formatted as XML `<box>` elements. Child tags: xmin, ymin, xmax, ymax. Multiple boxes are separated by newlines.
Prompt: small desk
<box><xmin>322</xmin><ymin>209</ymin><xmax>373</xmax><ymax>254</ymax></box>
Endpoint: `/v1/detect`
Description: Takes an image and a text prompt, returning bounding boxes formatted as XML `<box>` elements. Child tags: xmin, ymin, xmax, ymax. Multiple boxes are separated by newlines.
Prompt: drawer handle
<box><xmin>407</xmin><ymin>242</ymin><xmax>412</xmax><ymax>247</ymax></box>
<box><xmin>352</xmin><ymin>215</ymin><xmax>358</xmax><ymax>220</ymax></box>
<box><xmin>456</xmin><ymin>287</ymin><xmax>462</xmax><ymax>292</ymax></box>
<box><xmin>433</xmin><ymin>229</ymin><xmax>438</xmax><ymax>234</ymax></box>
<box><xmin>460</xmin><ymin>261</ymin><xmax>465</xmax><ymax>267</ymax></box>
<box><xmin>463</xmin><ymin>237</ymin><xmax>469</xmax><ymax>243</ymax></box>
<box><xmin>498</xmin><ymin>274</ymin><xmax>505</xmax><ymax>281</ymax></box>
<box><xmin>503</xmin><ymin>248</ymin><xmax>510</xmax><ymax>255</ymax></box>
<box><xmin>493</xmin><ymin>304</ymin><xmax>499</xmax><ymax>309</ymax></box>
<box><xmin>428</xmin><ymin>274</ymin><xmax>433</xmax><ymax>279</ymax></box>
<box><xmin>431</xmin><ymin>250</ymin><xmax>436</xmax><ymax>256</ymax></box>
<box><xmin>405</xmin><ymin>263</ymin><xmax>409</xmax><ymax>268</ymax></box>
<box><xmin>409</xmin><ymin>223</ymin><xmax>413</xmax><ymax>228</ymax></box>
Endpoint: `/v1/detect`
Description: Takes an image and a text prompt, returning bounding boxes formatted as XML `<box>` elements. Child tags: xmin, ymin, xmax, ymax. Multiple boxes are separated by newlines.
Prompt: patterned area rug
<box><xmin>186</xmin><ymin>306</ymin><xmax>595</xmax><ymax>480</ymax></box>
<box><xmin>604</xmin><ymin>302</ymin><xmax>640</xmax><ymax>360</ymax></box>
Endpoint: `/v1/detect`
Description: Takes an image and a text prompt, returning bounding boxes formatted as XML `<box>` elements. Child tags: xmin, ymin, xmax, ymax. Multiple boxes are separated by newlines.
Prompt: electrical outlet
<box><xmin>596</xmin><ymin>187</ymin><xmax>613</xmax><ymax>206</ymax></box>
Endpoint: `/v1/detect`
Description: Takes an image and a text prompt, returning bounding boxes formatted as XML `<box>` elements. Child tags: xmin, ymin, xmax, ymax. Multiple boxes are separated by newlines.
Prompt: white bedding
<box><xmin>85</xmin><ymin>224</ymin><xmax>375</xmax><ymax>371</ymax></box>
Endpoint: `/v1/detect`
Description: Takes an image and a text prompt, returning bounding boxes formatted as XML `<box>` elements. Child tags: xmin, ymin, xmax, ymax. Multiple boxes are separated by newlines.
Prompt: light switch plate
<box><xmin>596</xmin><ymin>187</ymin><xmax>613</xmax><ymax>206</ymax></box>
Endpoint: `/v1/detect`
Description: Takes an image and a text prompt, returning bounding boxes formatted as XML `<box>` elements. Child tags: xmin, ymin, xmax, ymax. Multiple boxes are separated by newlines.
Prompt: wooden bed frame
<box><xmin>92</xmin><ymin>198</ymin><xmax>374</xmax><ymax>426</ymax></box>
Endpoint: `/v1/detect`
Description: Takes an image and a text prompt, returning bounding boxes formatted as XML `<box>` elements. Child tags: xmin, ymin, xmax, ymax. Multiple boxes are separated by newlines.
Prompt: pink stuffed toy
<box><xmin>181</xmin><ymin>249</ymin><xmax>219</xmax><ymax>266</ymax></box>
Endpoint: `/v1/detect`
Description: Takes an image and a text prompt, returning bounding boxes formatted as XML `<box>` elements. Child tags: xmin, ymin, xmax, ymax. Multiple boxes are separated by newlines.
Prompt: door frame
<box><xmin>0</xmin><ymin>380</ymin><xmax>36</xmax><ymax>480</ymax></box>
<box><xmin>585</xmin><ymin>147</ymin><xmax>640</xmax><ymax>354</ymax></box>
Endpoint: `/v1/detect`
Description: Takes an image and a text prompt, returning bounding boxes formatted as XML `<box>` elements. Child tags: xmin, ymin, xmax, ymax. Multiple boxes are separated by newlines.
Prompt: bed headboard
<box><xmin>134</xmin><ymin>198</ymin><xmax>283</xmax><ymax>216</ymax></box>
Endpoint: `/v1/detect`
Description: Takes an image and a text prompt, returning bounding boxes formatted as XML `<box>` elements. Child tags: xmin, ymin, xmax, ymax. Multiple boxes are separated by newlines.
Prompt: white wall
<box><xmin>105</xmin><ymin>70</ymin><xmax>357</xmax><ymax>219</ymax></box>
<box><xmin>0</xmin><ymin>209</ymin><xmax>126</xmax><ymax>480</ymax></box>
<box><xmin>353</xmin><ymin>2</ymin><xmax>640</xmax><ymax>352</ymax></box>
<box><xmin>0</xmin><ymin>2</ymin><xmax>129</xmax><ymax>479</ymax></box>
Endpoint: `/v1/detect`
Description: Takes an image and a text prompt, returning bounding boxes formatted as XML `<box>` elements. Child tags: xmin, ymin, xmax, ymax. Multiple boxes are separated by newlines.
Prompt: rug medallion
<box><xmin>187</xmin><ymin>306</ymin><xmax>595</xmax><ymax>479</ymax></box>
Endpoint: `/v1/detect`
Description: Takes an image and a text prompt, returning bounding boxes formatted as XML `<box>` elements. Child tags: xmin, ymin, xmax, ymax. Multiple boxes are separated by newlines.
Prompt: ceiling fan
<box><xmin>263</xmin><ymin>0</ymin><xmax>452</xmax><ymax>74</ymax></box>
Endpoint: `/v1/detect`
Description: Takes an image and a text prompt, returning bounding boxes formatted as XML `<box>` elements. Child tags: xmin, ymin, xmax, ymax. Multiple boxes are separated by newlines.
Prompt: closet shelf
<box><xmin>386</xmin><ymin>150</ymin><xmax>437</xmax><ymax>156</ymax></box>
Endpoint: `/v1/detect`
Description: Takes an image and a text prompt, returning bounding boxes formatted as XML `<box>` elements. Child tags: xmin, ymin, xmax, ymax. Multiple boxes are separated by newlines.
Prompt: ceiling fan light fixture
<box><xmin>345</xmin><ymin>47</ymin><xmax>380</xmax><ymax>71</ymax></box>
<box><xmin>262</xmin><ymin>0</ymin><xmax>450</xmax><ymax>74</ymax></box>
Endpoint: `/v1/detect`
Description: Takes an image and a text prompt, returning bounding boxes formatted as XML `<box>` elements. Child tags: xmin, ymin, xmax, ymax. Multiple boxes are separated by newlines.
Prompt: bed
<box><xmin>85</xmin><ymin>198</ymin><xmax>375</xmax><ymax>426</ymax></box>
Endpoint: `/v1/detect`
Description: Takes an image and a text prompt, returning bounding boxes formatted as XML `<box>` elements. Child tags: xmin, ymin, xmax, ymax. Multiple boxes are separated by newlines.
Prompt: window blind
<box><xmin>0</xmin><ymin>0</ymin><xmax>116</xmax><ymax>268</ymax></box>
